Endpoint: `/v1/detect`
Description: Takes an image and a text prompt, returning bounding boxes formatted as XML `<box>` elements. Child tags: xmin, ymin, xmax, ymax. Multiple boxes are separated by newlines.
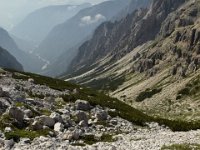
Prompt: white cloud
<box><xmin>80</xmin><ymin>14</ymin><xmax>106</xmax><ymax>26</ymax></box>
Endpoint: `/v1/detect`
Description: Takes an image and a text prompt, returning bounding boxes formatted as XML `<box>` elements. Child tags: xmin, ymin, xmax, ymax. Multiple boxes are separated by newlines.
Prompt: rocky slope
<box><xmin>64</xmin><ymin>0</ymin><xmax>200</xmax><ymax>121</ymax></box>
<box><xmin>0</xmin><ymin>69</ymin><xmax>200</xmax><ymax>150</ymax></box>
<box><xmin>0</xmin><ymin>47</ymin><xmax>23</xmax><ymax>71</ymax></box>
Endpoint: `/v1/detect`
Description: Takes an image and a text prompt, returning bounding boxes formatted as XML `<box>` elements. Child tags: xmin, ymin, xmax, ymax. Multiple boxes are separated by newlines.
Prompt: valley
<box><xmin>0</xmin><ymin>0</ymin><xmax>200</xmax><ymax>149</ymax></box>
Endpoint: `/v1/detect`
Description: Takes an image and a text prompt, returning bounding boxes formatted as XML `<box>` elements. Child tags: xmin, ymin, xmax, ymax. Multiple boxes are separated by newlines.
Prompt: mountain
<box><xmin>68</xmin><ymin>0</ymin><xmax>186</xmax><ymax>74</ymax></box>
<box><xmin>0</xmin><ymin>27</ymin><xmax>44</xmax><ymax>72</ymax></box>
<box><xmin>36</xmin><ymin>0</ymin><xmax>132</xmax><ymax>64</ymax></box>
<box><xmin>12</xmin><ymin>3</ymin><xmax>91</xmax><ymax>47</ymax></box>
<box><xmin>0</xmin><ymin>47</ymin><xmax>23</xmax><ymax>71</ymax></box>
<box><xmin>63</xmin><ymin>0</ymin><xmax>200</xmax><ymax>121</ymax></box>
<box><xmin>39</xmin><ymin>0</ymin><xmax>150</xmax><ymax>77</ymax></box>
<box><xmin>112</xmin><ymin>0</ymin><xmax>151</xmax><ymax>21</ymax></box>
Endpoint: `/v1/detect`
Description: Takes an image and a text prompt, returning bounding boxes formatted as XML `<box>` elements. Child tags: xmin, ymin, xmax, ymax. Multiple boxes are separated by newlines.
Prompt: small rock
<box><xmin>4</xmin><ymin>127</ymin><xmax>12</xmax><ymax>133</ymax></box>
<box><xmin>62</xmin><ymin>129</ymin><xmax>80</xmax><ymax>141</ymax></box>
<box><xmin>0</xmin><ymin>87</ymin><xmax>9</xmax><ymax>97</ymax></box>
<box><xmin>4</xmin><ymin>139</ymin><xmax>14</xmax><ymax>149</ymax></box>
<box><xmin>50</xmin><ymin>112</ymin><xmax>63</xmax><ymax>123</ymax></box>
<box><xmin>20</xmin><ymin>138</ymin><xmax>31</xmax><ymax>144</ymax></box>
<box><xmin>79</xmin><ymin>120</ymin><xmax>88</xmax><ymax>127</ymax></box>
<box><xmin>24</xmin><ymin>109</ymin><xmax>33</xmax><ymax>118</ymax></box>
<box><xmin>88</xmin><ymin>119</ymin><xmax>93</xmax><ymax>125</ymax></box>
<box><xmin>62</xmin><ymin>131</ymin><xmax>73</xmax><ymax>141</ymax></box>
<box><xmin>94</xmin><ymin>133</ymin><xmax>103</xmax><ymax>141</ymax></box>
<box><xmin>28</xmin><ymin>78</ymin><xmax>34</xmax><ymax>83</ymax></box>
<box><xmin>75</xmin><ymin>111</ymin><xmax>88</xmax><ymax>122</ymax></box>
<box><xmin>32</xmin><ymin>120</ymin><xmax>43</xmax><ymax>130</ymax></box>
<box><xmin>54</xmin><ymin>122</ymin><xmax>64</xmax><ymax>132</ymax></box>
<box><xmin>95</xmin><ymin>110</ymin><xmax>108</xmax><ymax>121</ymax></box>
<box><xmin>39</xmin><ymin>115</ymin><xmax>55</xmax><ymax>127</ymax></box>
<box><xmin>110</xmin><ymin>119</ymin><xmax>118</xmax><ymax>125</ymax></box>
<box><xmin>72</xmin><ymin>129</ymin><xmax>81</xmax><ymax>140</ymax></box>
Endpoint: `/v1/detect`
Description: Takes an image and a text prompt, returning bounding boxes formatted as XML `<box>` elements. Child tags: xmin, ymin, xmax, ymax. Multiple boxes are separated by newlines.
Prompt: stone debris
<box><xmin>0</xmin><ymin>71</ymin><xmax>199</xmax><ymax>150</ymax></box>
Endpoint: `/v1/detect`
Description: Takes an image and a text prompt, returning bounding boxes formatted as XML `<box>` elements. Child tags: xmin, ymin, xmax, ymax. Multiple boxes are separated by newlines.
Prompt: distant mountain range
<box><xmin>12</xmin><ymin>3</ymin><xmax>91</xmax><ymax>47</ymax></box>
<box><xmin>39</xmin><ymin>0</ymin><xmax>150</xmax><ymax>77</ymax></box>
<box><xmin>37</xmin><ymin>0</ymin><xmax>131</xmax><ymax>63</ymax></box>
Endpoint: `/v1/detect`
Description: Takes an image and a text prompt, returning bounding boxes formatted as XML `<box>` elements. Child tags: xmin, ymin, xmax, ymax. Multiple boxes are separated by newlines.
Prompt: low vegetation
<box><xmin>176</xmin><ymin>75</ymin><xmax>200</xmax><ymax>100</ymax></box>
<box><xmin>161</xmin><ymin>144</ymin><xmax>200</xmax><ymax>150</ymax></box>
<box><xmin>136</xmin><ymin>88</ymin><xmax>162</xmax><ymax>102</ymax></box>
<box><xmin>86</xmin><ymin>75</ymin><xmax>125</xmax><ymax>92</ymax></box>
<box><xmin>81</xmin><ymin>134</ymin><xmax>114</xmax><ymax>145</ymax></box>
<box><xmin>5</xmin><ymin>129</ymin><xmax>51</xmax><ymax>142</ymax></box>
<box><xmin>4</xmin><ymin>69</ymin><xmax>200</xmax><ymax>132</ymax></box>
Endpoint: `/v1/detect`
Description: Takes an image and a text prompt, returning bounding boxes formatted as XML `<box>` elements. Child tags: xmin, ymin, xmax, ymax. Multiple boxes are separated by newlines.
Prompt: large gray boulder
<box><xmin>39</xmin><ymin>115</ymin><xmax>55</xmax><ymax>127</ymax></box>
<box><xmin>0</xmin><ymin>98</ymin><xmax>10</xmax><ymax>114</ymax></box>
<box><xmin>75</xmin><ymin>100</ymin><xmax>90</xmax><ymax>111</ymax></box>
<box><xmin>0</xmin><ymin>87</ymin><xmax>9</xmax><ymax>97</ymax></box>
<box><xmin>8</xmin><ymin>107</ymin><xmax>24</xmax><ymax>122</ymax></box>
<box><xmin>95</xmin><ymin>110</ymin><xmax>108</xmax><ymax>121</ymax></box>
<box><xmin>75</xmin><ymin>111</ymin><xmax>88</xmax><ymax>122</ymax></box>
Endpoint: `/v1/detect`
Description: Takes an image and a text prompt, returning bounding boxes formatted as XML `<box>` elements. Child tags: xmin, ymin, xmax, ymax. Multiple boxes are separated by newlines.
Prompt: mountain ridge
<box><xmin>0</xmin><ymin>47</ymin><xmax>23</xmax><ymax>71</ymax></box>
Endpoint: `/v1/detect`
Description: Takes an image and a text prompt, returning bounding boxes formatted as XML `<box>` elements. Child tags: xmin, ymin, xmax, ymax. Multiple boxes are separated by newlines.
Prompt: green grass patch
<box><xmin>86</xmin><ymin>75</ymin><xmax>125</xmax><ymax>92</ymax></box>
<box><xmin>82</xmin><ymin>134</ymin><xmax>114</xmax><ymax>145</ymax></box>
<box><xmin>161</xmin><ymin>144</ymin><xmax>200</xmax><ymax>150</ymax></box>
<box><xmin>5</xmin><ymin>129</ymin><xmax>50</xmax><ymax>142</ymax></box>
<box><xmin>0</xmin><ymin>114</ymin><xmax>15</xmax><ymax>130</ymax></box>
<box><xmin>136</xmin><ymin>88</ymin><xmax>162</xmax><ymax>102</ymax></box>
<box><xmin>40</xmin><ymin>109</ymin><xmax>51</xmax><ymax>116</ymax></box>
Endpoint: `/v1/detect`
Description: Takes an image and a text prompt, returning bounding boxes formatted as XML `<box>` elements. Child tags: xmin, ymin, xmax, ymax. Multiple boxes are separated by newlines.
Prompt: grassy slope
<box><xmin>5</xmin><ymin>69</ymin><xmax>200</xmax><ymax>132</ymax></box>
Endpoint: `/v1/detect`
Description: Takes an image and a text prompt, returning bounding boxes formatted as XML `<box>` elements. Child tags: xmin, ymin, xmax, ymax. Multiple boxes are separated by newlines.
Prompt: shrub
<box><xmin>136</xmin><ymin>88</ymin><xmax>162</xmax><ymax>102</ymax></box>
<box><xmin>5</xmin><ymin>129</ymin><xmax>50</xmax><ymax>142</ymax></box>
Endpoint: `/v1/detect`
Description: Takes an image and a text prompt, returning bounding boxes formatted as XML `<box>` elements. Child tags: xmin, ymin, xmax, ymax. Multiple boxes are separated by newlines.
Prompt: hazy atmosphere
<box><xmin>0</xmin><ymin>0</ymin><xmax>108</xmax><ymax>30</ymax></box>
<box><xmin>0</xmin><ymin>0</ymin><xmax>200</xmax><ymax>149</ymax></box>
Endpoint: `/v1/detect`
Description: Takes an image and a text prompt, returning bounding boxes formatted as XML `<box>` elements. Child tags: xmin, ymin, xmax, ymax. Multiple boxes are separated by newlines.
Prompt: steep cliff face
<box><xmin>63</xmin><ymin>0</ymin><xmax>200</xmax><ymax>120</ymax></box>
<box><xmin>0</xmin><ymin>47</ymin><xmax>23</xmax><ymax>71</ymax></box>
<box><xmin>134</xmin><ymin>0</ymin><xmax>200</xmax><ymax>77</ymax></box>
<box><xmin>68</xmin><ymin>0</ymin><xmax>186</xmax><ymax>75</ymax></box>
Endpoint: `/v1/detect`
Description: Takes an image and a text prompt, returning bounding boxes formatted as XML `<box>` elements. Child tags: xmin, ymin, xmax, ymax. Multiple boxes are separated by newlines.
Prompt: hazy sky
<box><xmin>0</xmin><ymin>0</ymin><xmax>108</xmax><ymax>30</ymax></box>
